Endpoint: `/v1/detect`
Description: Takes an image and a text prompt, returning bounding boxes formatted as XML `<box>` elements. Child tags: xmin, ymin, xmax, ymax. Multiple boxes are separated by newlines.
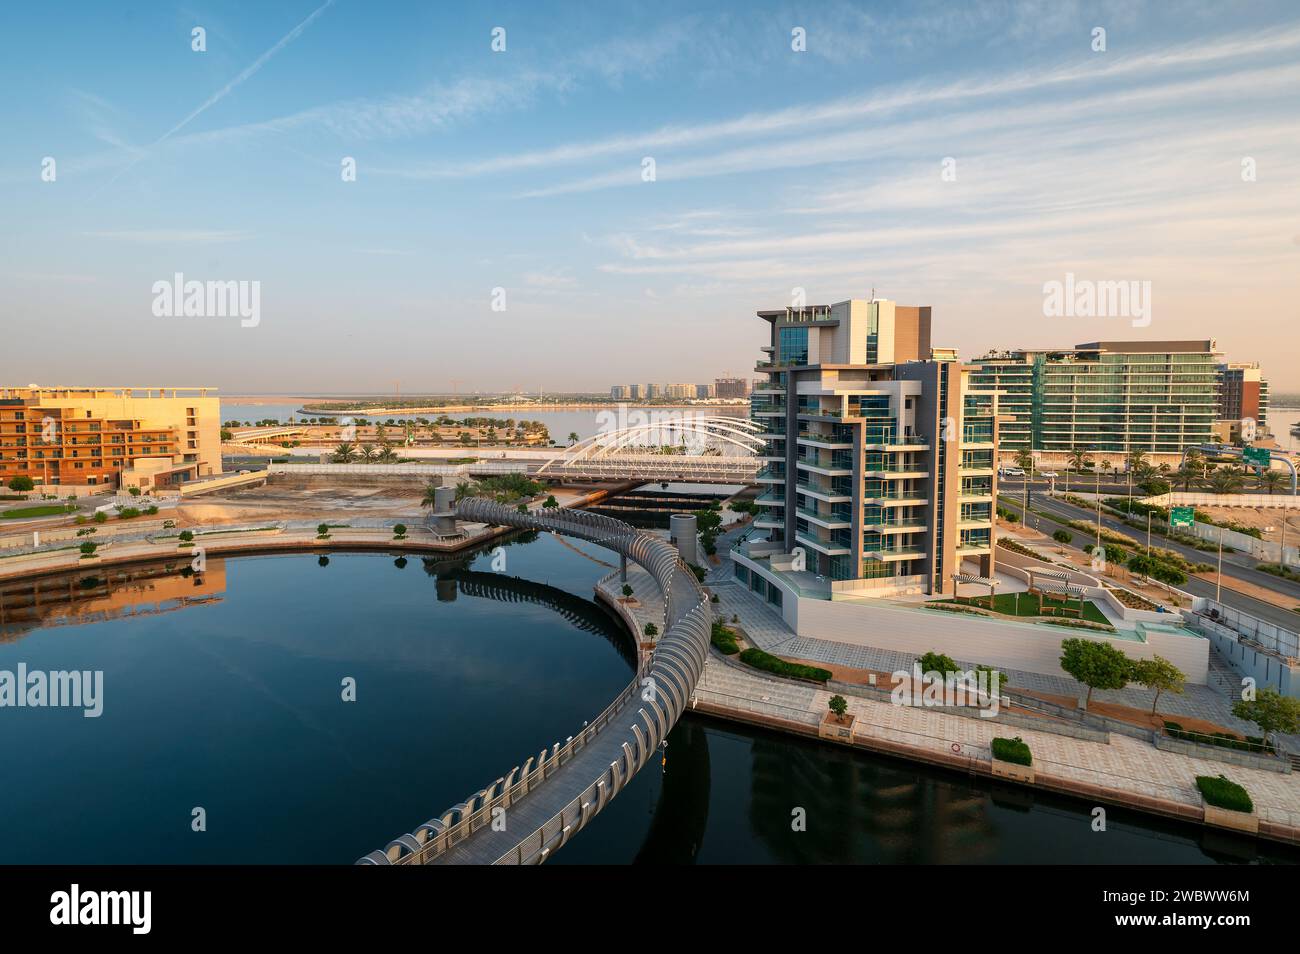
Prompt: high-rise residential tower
<box><xmin>744</xmin><ymin>299</ymin><xmax>998</xmax><ymax>598</ymax></box>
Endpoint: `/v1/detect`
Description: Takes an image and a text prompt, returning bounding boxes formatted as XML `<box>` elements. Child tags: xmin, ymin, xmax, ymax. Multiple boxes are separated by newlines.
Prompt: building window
<box><xmin>779</xmin><ymin>327</ymin><xmax>809</xmax><ymax>365</ymax></box>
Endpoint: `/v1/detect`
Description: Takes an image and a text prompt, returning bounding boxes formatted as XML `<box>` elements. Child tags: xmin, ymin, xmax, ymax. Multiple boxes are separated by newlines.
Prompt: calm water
<box><xmin>2</xmin><ymin>533</ymin><xmax>1294</xmax><ymax>865</ymax></box>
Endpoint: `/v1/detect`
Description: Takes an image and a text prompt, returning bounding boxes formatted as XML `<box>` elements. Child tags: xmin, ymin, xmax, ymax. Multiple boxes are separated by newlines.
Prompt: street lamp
<box><xmin>1216</xmin><ymin>526</ymin><xmax>1224</xmax><ymax>603</ymax></box>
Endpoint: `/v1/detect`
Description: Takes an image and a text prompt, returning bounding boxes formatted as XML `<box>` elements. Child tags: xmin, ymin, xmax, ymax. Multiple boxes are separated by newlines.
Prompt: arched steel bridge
<box><xmin>535</xmin><ymin>415</ymin><xmax>762</xmax><ymax>483</ymax></box>
<box><xmin>357</xmin><ymin>498</ymin><xmax>712</xmax><ymax>865</ymax></box>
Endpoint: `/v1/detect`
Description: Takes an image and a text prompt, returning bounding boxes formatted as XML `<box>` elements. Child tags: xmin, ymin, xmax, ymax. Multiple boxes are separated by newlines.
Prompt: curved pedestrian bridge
<box><xmin>357</xmin><ymin>498</ymin><xmax>711</xmax><ymax>865</ymax></box>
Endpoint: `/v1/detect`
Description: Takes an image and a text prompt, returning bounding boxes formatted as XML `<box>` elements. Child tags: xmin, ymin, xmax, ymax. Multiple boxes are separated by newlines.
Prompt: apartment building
<box><xmin>968</xmin><ymin>341</ymin><xmax>1221</xmax><ymax>466</ymax></box>
<box><xmin>0</xmin><ymin>386</ymin><xmax>221</xmax><ymax>491</ymax></box>
<box><xmin>1216</xmin><ymin>362</ymin><xmax>1270</xmax><ymax>439</ymax></box>
<box><xmin>715</xmin><ymin>377</ymin><xmax>749</xmax><ymax>399</ymax></box>
<box><xmin>747</xmin><ymin>299</ymin><xmax>998</xmax><ymax>597</ymax></box>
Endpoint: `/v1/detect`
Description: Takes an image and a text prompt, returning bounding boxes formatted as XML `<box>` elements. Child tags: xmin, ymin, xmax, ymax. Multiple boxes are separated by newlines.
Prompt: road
<box><xmin>999</xmin><ymin>485</ymin><xmax>1300</xmax><ymax>632</ymax></box>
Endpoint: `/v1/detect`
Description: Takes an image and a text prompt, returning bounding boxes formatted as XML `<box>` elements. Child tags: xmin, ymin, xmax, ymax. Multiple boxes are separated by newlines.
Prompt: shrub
<box><xmin>738</xmin><ymin>648</ymin><xmax>831</xmax><ymax>682</ymax></box>
<box><xmin>710</xmin><ymin>621</ymin><xmax>740</xmax><ymax>655</ymax></box>
<box><xmin>144</xmin><ymin>505</ymin><xmax>159</xmax><ymax>515</ymax></box>
<box><xmin>78</xmin><ymin>541</ymin><xmax>98</xmax><ymax>559</ymax></box>
<box><xmin>687</xmin><ymin>564</ymin><xmax>706</xmax><ymax>583</ymax></box>
<box><xmin>917</xmin><ymin>651</ymin><xmax>959</xmax><ymax>676</ymax></box>
<box><xmin>1195</xmin><ymin>775</ymin><xmax>1253</xmax><ymax>813</ymax></box>
<box><xmin>621</xmin><ymin>584</ymin><xmax>633</xmax><ymax>599</ymax></box>
<box><xmin>74</xmin><ymin>514</ymin><xmax>88</xmax><ymax>525</ymax></box>
<box><xmin>127</xmin><ymin>486</ymin><xmax>142</xmax><ymax>497</ymax></box>
<box><xmin>93</xmin><ymin>511</ymin><xmax>107</xmax><ymax>524</ymax></box>
<box><xmin>1053</xmin><ymin>529</ymin><xmax>1073</xmax><ymax>544</ymax></box>
<box><xmin>117</xmin><ymin>507</ymin><xmax>141</xmax><ymax>519</ymax></box>
<box><xmin>393</xmin><ymin>523</ymin><xmax>407</xmax><ymax>539</ymax></box>
<box><xmin>991</xmin><ymin>736</ymin><xmax>1032</xmax><ymax>766</ymax></box>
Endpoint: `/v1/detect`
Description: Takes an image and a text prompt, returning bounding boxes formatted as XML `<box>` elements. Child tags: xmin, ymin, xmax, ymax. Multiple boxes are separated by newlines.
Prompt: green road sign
<box><xmin>1170</xmin><ymin>506</ymin><xmax>1195</xmax><ymax>529</ymax></box>
<box><xmin>1243</xmin><ymin>446</ymin><xmax>1271</xmax><ymax>468</ymax></box>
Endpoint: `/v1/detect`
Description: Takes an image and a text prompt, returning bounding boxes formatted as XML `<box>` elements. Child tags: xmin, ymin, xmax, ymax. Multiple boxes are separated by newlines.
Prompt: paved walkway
<box><xmin>709</xmin><ymin>579</ymin><xmax>1259</xmax><ymax>734</ymax></box>
<box><xmin>694</xmin><ymin>657</ymin><xmax>1300</xmax><ymax>830</ymax></box>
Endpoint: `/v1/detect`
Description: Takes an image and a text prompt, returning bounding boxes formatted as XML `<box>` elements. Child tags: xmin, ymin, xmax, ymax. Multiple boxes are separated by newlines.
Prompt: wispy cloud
<box><xmin>83</xmin><ymin>229</ymin><xmax>253</xmax><ymax>243</ymax></box>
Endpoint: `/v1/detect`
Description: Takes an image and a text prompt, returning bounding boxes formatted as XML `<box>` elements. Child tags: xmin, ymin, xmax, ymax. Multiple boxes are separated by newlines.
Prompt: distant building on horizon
<box><xmin>714</xmin><ymin>377</ymin><xmax>749</xmax><ymax>399</ymax></box>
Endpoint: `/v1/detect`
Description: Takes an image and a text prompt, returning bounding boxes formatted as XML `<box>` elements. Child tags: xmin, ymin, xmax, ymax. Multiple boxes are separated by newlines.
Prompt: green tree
<box><xmin>1053</xmin><ymin>529</ymin><xmax>1073</xmax><ymax>545</ymax></box>
<box><xmin>331</xmin><ymin>441</ymin><xmax>359</xmax><ymax>463</ymax></box>
<box><xmin>1232</xmin><ymin>687</ymin><xmax>1300</xmax><ymax>747</ymax></box>
<box><xmin>393</xmin><ymin>523</ymin><xmax>407</xmax><ymax>539</ymax></box>
<box><xmin>317</xmin><ymin>523</ymin><xmax>331</xmax><ymax>538</ymax></box>
<box><xmin>1130</xmin><ymin>655</ymin><xmax>1186</xmax><ymax>714</ymax></box>
<box><xmin>1207</xmin><ymin>470</ymin><xmax>1244</xmax><ymax>495</ymax></box>
<box><xmin>1066</xmin><ymin>446</ymin><xmax>1094</xmax><ymax>473</ymax></box>
<box><xmin>542</xmin><ymin>495</ymin><xmax>559</xmax><ymax>509</ymax></box>
<box><xmin>1014</xmin><ymin>449</ymin><xmax>1034</xmax><ymax>472</ymax></box>
<box><xmin>1257</xmin><ymin>469</ymin><xmax>1286</xmax><ymax>495</ymax></box>
<box><xmin>828</xmin><ymin>694</ymin><xmax>849</xmax><ymax>719</ymax></box>
<box><xmin>7</xmin><ymin>475</ymin><xmax>34</xmax><ymax>492</ymax></box>
<box><xmin>917</xmin><ymin>651</ymin><xmax>959</xmax><ymax>675</ymax></box>
<box><xmin>1059</xmin><ymin>637</ymin><xmax>1133</xmax><ymax>706</ymax></box>
<box><xmin>621</xmin><ymin>584</ymin><xmax>633</xmax><ymax>599</ymax></box>
<box><xmin>644</xmin><ymin>622</ymin><xmax>658</xmax><ymax>637</ymax></box>
<box><xmin>79</xmin><ymin>541</ymin><xmax>97</xmax><ymax>558</ymax></box>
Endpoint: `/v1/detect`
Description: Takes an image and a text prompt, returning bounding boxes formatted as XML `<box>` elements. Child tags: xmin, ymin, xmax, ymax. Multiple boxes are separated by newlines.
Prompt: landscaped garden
<box><xmin>942</xmin><ymin>591</ymin><xmax>1112</xmax><ymax>626</ymax></box>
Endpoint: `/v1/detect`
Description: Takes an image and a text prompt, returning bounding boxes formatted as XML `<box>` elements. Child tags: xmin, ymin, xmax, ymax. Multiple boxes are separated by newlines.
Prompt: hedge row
<box><xmin>711</xmin><ymin>621</ymin><xmax>740</xmax><ymax>655</ymax></box>
<box><xmin>738</xmin><ymin>648</ymin><xmax>831</xmax><ymax>683</ymax></box>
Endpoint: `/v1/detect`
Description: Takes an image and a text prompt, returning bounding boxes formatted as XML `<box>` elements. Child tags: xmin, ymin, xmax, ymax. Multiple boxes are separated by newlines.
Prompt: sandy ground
<box><xmin>1196</xmin><ymin>505</ymin><xmax>1300</xmax><ymax>544</ymax></box>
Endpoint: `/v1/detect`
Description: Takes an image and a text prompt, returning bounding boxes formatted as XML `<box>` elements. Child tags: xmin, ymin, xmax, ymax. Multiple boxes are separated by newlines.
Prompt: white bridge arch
<box><xmin>537</xmin><ymin>414</ymin><xmax>763</xmax><ymax>483</ymax></box>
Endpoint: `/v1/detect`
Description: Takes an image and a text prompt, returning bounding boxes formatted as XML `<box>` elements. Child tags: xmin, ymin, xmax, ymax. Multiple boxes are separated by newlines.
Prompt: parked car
<box><xmin>1038</xmin><ymin>470</ymin><xmax>1058</xmax><ymax>478</ymax></box>
<box><xmin>999</xmin><ymin>467</ymin><xmax>1026</xmax><ymax>478</ymax></box>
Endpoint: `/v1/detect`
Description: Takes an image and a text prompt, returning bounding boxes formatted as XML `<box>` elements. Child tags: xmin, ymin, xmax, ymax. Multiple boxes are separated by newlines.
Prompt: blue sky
<box><xmin>3</xmin><ymin>0</ymin><xmax>1299</xmax><ymax>392</ymax></box>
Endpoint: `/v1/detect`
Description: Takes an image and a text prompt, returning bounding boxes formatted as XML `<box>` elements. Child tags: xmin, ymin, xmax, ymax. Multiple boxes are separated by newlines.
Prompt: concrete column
<box><xmin>669</xmin><ymin>513</ymin><xmax>698</xmax><ymax>565</ymax></box>
<box><xmin>620</xmin><ymin>554</ymin><xmax>628</xmax><ymax>583</ymax></box>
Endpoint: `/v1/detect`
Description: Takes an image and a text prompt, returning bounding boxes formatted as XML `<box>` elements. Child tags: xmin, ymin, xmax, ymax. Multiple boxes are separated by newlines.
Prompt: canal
<box><xmin>1</xmin><ymin>533</ymin><xmax>1293</xmax><ymax>865</ymax></box>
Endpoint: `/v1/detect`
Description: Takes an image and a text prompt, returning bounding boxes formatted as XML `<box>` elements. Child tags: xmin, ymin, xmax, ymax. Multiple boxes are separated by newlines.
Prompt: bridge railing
<box><xmin>361</xmin><ymin>498</ymin><xmax>711</xmax><ymax>865</ymax></box>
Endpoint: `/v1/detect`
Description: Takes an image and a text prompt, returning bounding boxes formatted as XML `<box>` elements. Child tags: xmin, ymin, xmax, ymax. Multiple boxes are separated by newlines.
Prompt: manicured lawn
<box><xmin>1</xmin><ymin>505</ymin><xmax>75</xmax><ymax>519</ymax></box>
<box><xmin>944</xmin><ymin>591</ymin><xmax>1111</xmax><ymax>626</ymax></box>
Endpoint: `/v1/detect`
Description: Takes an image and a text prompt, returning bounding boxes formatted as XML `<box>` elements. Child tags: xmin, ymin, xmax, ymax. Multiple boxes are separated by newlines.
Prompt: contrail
<box><xmin>156</xmin><ymin>0</ymin><xmax>336</xmax><ymax>145</ymax></box>
<box><xmin>96</xmin><ymin>0</ymin><xmax>335</xmax><ymax>192</ymax></box>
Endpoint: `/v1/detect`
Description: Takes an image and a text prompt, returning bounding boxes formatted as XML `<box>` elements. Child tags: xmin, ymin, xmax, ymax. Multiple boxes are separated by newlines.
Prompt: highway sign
<box><xmin>1169</xmin><ymin>506</ymin><xmax>1195</xmax><ymax>529</ymax></box>
<box><xmin>1243</xmin><ymin>446</ymin><xmax>1271</xmax><ymax>468</ymax></box>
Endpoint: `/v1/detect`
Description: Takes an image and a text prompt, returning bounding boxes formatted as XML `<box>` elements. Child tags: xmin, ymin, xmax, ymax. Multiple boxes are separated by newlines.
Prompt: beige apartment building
<box><xmin>743</xmin><ymin>298</ymin><xmax>999</xmax><ymax>599</ymax></box>
<box><xmin>0</xmin><ymin>386</ymin><xmax>221</xmax><ymax>491</ymax></box>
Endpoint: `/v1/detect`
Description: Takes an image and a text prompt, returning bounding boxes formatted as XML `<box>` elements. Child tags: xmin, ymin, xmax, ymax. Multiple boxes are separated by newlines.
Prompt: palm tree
<box><xmin>1183</xmin><ymin>448</ymin><xmax>1205</xmax><ymax>479</ymax></box>
<box><xmin>359</xmin><ymin>442</ymin><xmax>379</xmax><ymax>462</ymax></box>
<box><xmin>453</xmin><ymin>480</ymin><xmax>475</xmax><ymax>501</ymax></box>
<box><xmin>568</xmin><ymin>432</ymin><xmax>580</xmax><ymax>446</ymax></box>
<box><xmin>1014</xmin><ymin>449</ymin><xmax>1034</xmax><ymax>472</ymax></box>
<box><xmin>377</xmin><ymin>444</ymin><xmax>400</xmax><ymax>464</ymax></box>
<box><xmin>419</xmin><ymin>479</ymin><xmax>442</xmax><ymax>511</ymax></box>
<box><xmin>331</xmin><ymin>441</ymin><xmax>359</xmax><ymax>463</ymax></box>
<box><xmin>1207</xmin><ymin>470</ymin><xmax>1244</xmax><ymax>495</ymax></box>
<box><xmin>1125</xmin><ymin>448</ymin><xmax>1150</xmax><ymax>474</ymax></box>
<box><xmin>1258</xmin><ymin>469</ymin><xmax>1286</xmax><ymax>495</ymax></box>
<box><xmin>1067</xmin><ymin>446</ymin><xmax>1093</xmax><ymax>475</ymax></box>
